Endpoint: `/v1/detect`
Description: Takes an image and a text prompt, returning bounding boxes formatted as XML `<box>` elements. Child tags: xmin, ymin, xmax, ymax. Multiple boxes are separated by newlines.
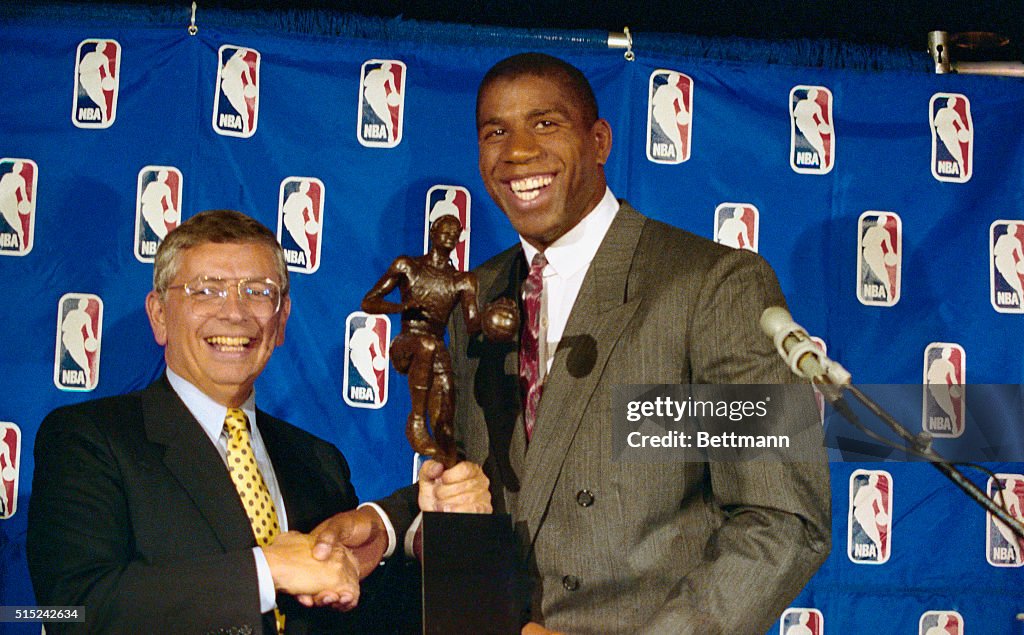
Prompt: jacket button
<box><xmin>576</xmin><ymin>489</ymin><xmax>594</xmax><ymax>507</ymax></box>
<box><xmin>562</xmin><ymin>575</ymin><xmax>580</xmax><ymax>591</ymax></box>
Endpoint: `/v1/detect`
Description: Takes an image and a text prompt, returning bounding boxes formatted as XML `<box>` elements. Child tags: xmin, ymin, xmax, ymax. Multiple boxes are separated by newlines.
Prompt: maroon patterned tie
<box><xmin>520</xmin><ymin>252</ymin><xmax>547</xmax><ymax>440</ymax></box>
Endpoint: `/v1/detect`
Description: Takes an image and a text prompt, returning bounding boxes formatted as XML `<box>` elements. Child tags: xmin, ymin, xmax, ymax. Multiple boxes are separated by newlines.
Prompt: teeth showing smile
<box><xmin>206</xmin><ymin>336</ymin><xmax>251</xmax><ymax>352</ymax></box>
<box><xmin>510</xmin><ymin>175</ymin><xmax>553</xmax><ymax>202</ymax></box>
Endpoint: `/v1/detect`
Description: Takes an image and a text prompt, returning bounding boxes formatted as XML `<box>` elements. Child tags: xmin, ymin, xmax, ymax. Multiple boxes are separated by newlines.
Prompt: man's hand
<box><xmin>311</xmin><ymin>507</ymin><xmax>389</xmax><ymax>579</ymax></box>
<box><xmin>296</xmin><ymin>508</ymin><xmax>389</xmax><ymax>609</ymax></box>
<box><xmin>522</xmin><ymin>622</ymin><xmax>565</xmax><ymax>635</ymax></box>
<box><xmin>418</xmin><ymin>459</ymin><xmax>492</xmax><ymax>514</ymax></box>
<box><xmin>263</xmin><ymin>531</ymin><xmax>359</xmax><ymax>611</ymax></box>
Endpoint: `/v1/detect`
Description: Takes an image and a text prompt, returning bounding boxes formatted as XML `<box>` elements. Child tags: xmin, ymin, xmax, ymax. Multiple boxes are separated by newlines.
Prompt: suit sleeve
<box><xmin>372</xmin><ymin>483</ymin><xmax>419</xmax><ymax>543</ymax></box>
<box><xmin>27</xmin><ymin>406</ymin><xmax>265</xmax><ymax>634</ymax></box>
<box><xmin>645</xmin><ymin>250</ymin><xmax>832</xmax><ymax>635</ymax></box>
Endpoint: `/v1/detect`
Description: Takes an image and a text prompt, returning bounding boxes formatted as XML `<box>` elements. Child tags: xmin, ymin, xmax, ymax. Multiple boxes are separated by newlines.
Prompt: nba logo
<box><xmin>930</xmin><ymin>93</ymin><xmax>972</xmax><ymax>183</ymax></box>
<box><xmin>790</xmin><ymin>85</ymin><xmax>834</xmax><ymax>174</ymax></box>
<box><xmin>922</xmin><ymin>342</ymin><xmax>965</xmax><ymax>438</ymax></box>
<box><xmin>919</xmin><ymin>610</ymin><xmax>964</xmax><ymax>635</ymax></box>
<box><xmin>343</xmin><ymin>312</ymin><xmax>390</xmax><ymax>409</ymax></box>
<box><xmin>714</xmin><ymin>203</ymin><xmax>758</xmax><ymax>252</ymax></box>
<box><xmin>73</xmin><ymin>39</ymin><xmax>120</xmax><ymax>129</ymax></box>
<box><xmin>990</xmin><ymin>220</ymin><xmax>1024</xmax><ymax>313</ymax></box>
<box><xmin>0</xmin><ymin>422</ymin><xmax>20</xmax><ymax>519</ymax></box>
<box><xmin>986</xmin><ymin>473</ymin><xmax>1024</xmax><ymax>567</ymax></box>
<box><xmin>358</xmin><ymin>59</ymin><xmax>406</xmax><ymax>148</ymax></box>
<box><xmin>779</xmin><ymin>608</ymin><xmax>822</xmax><ymax>635</ymax></box>
<box><xmin>0</xmin><ymin>158</ymin><xmax>37</xmax><ymax>256</ymax></box>
<box><xmin>646</xmin><ymin>69</ymin><xmax>693</xmax><ymax>164</ymax></box>
<box><xmin>424</xmin><ymin>185</ymin><xmax>471</xmax><ymax>272</ymax></box>
<box><xmin>848</xmin><ymin>469</ymin><xmax>892</xmax><ymax>564</ymax></box>
<box><xmin>213</xmin><ymin>45</ymin><xmax>260</xmax><ymax>138</ymax></box>
<box><xmin>135</xmin><ymin>166</ymin><xmax>182</xmax><ymax>263</ymax></box>
<box><xmin>278</xmin><ymin>177</ymin><xmax>325</xmax><ymax>274</ymax></box>
<box><xmin>54</xmin><ymin>293</ymin><xmax>103</xmax><ymax>392</ymax></box>
<box><xmin>857</xmin><ymin>211</ymin><xmax>901</xmax><ymax>306</ymax></box>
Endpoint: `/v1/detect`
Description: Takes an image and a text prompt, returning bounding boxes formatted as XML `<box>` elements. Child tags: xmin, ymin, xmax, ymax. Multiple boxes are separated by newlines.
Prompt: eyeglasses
<box><xmin>166</xmin><ymin>276</ymin><xmax>283</xmax><ymax>318</ymax></box>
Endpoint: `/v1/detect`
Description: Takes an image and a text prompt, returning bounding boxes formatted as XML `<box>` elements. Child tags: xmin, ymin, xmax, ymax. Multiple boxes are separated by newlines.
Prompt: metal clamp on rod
<box><xmin>928</xmin><ymin>31</ymin><xmax>951</xmax><ymax>74</ymax></box>
<box><xmin>608</xmin><ymin>27</ymin><xmax>634</xmax><ymax>62</ymax></box>
<box><xmin>928</xmin><ymin>30</ymin><xmax>1024</xmax><ymax>77</ymax></box>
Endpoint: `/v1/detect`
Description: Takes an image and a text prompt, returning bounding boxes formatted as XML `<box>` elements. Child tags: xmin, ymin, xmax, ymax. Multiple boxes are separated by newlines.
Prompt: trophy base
<box><xmin>421</xmin><ymin>511</ymin><xmax>529</xmax><ymax>634</ymax></box>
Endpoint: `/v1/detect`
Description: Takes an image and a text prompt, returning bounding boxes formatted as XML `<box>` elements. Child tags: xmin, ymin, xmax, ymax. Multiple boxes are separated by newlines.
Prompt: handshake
<box><xmin>263</xmin><ymin>459</ymin><xmax>491</xmax><ymax>611</ymax></box>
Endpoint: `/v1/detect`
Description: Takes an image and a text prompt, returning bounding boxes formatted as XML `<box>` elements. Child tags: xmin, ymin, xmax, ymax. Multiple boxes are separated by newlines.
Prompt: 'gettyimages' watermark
<box><xmin>624</xmin><ymin>395</ymin><xmax>781</xmax><ymax>449</ymax></box>
<box><xmin>614</xmin><ymin>384</ymin><xmax>1024</xmax><ymax>463</ymax></box>
<box><xmin>821</xmin><ymin>384</ymin><xmax>1024</xmax><ymax>463</ymax></box>
<box><xmin>613</xmin><ymin>384</ymin><xmax>823</xmax><ymax>463</ymax></box>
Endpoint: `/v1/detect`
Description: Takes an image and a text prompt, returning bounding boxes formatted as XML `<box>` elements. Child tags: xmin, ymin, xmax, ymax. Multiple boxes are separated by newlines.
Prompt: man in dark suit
<box><xmin>27</xmin><ymin>209</ymin><xmax>488</xmax><ymax>633</ymax></box>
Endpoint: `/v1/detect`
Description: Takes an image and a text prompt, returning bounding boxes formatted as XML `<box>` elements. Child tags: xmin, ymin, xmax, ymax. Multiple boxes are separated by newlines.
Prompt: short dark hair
<box><xmin>153</xmin><ymin>209</ymin><xmax>289</xmax><ymax>297</ymax></box>
<box><xmin>431</xmin><ymin>213</ymin><xmax>462</xmax><ymax>234</ymax></box>
<box><xmin>477</xmin><ymin>53</ymin><xmax>599</xmax><ymax>126</ymax></box>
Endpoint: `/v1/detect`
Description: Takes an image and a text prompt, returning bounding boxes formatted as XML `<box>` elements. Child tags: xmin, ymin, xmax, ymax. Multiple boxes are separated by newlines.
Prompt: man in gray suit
<box><xmin>461</xmin><ymin>53</ymin><xmax>830</xmax><ymax>634</ymax></box>
<box><xmin>316</xmin><ymin>53</ymin><xmax>831</xmax><ymax>634</ymax></box>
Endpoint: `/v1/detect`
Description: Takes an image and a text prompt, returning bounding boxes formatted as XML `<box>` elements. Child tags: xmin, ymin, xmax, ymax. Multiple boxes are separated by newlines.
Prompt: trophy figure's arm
<box><xmin>456</xmin><ymin>272</ymin><xmax>481</xmax><ymax>335</ymax></box>
<box><xmin>361</xmin><ymin>257</ymin><xmax>411</xmax><ymax>315</ymax></box>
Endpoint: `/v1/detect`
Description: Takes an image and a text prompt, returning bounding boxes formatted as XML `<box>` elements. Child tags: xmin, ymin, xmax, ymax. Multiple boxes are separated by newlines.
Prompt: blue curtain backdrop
<box><xmin>1</xmin><ymin>4</ymin><xmax>1022</xmax><ymax>633</ymax></box>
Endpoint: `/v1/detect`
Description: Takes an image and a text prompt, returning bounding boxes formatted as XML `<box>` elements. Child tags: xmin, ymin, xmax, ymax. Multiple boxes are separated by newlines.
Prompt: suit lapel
<box><xmin>516</xmin><ymin>205</ymin><xmax>645</xmax><ymax>544</ymax></box>
<box><xmin>260</xmin><ymin>413</ymin><xmax>355</xmax><ymax>533</ymax></box>
<box><xmin>141</xmin><ymin>377</ymin><xmax>255</xmax><ymax>552</ymax></box>
<box><xmin>258</xmin><ymin>413</ymin><xmax>309</xmax><ymax>532</ymax></box>
<box><xmin>471</xmin><ymin>249</ymin><xmax>530</xmax><ymax>507</ymax></box>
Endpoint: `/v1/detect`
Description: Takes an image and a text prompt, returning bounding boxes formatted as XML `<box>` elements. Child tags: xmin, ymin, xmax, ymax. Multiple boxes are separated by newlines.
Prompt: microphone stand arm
<box><xmin>824</xmin><ymin>382</ymin><xmax>1024</xmax><ymax>539</ymax></box>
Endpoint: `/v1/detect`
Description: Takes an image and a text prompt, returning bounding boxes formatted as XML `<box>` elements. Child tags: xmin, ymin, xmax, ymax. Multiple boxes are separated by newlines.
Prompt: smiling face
<box><xmin>477</xmin><ymin>73</ymin><xmax>611</xmax><ymax>250</ymax></box>
<box><xmin>146</xmin><ymin>241</ymin><xmax>290</xmax><ymax>407</ymax></box>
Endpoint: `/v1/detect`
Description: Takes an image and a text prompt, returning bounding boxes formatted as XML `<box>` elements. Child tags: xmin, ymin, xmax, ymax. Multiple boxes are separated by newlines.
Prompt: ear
<box><xmin>592</xmin><ymin>118</ymin><xmax>613</xmax><ymax>166</ymax></box>
<box><xmin>145</xmin><ymin>291</ymin><xmax>168</xmax><ymax>346</ymax></box>
<box><xmin>275</xmin><ymin>296</ymin><xmax>291</xmax><ymax>346</ymax></box>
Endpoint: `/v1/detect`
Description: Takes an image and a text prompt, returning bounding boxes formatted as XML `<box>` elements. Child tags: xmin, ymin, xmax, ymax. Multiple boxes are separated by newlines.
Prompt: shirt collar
<box><xmin>166</xmin><ymin>367</ymin><xmax>257</xmax><ymax>444</ymax></box>
<box><xmin>520</xmin><ymin>187</ymin><xmax>619</xmax><ymax>279</ymax></box>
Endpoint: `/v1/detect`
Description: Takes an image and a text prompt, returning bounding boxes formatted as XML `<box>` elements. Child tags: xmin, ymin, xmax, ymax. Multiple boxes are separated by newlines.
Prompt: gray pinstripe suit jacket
<box><xmin>448</xmin><ymin>202</ymin><xmax>831</xmax><ymax>635</ymax></box>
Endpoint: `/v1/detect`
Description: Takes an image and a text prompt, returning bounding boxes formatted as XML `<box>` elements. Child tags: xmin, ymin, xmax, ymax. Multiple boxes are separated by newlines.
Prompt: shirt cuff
<box><xmin>358</xmin><ymin>501</ymin><xmax>397</xmax><ymax>559</ymax></box>
<box><xmin>403</xmin><ymin>512</ymin><xmax>423</xmax><ymax>559</ymax></box>
<box><xmin>253</xmin><ymin>547</ymin><xmax>277</xmax><ymax>613</ymax></box>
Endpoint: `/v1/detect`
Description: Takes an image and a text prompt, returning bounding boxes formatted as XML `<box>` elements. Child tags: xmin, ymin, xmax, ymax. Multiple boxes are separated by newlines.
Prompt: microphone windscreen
<box><xmin>759</xmin><ymin>306</ymin><xmax>793</xmax><ymax>339</ymax></box>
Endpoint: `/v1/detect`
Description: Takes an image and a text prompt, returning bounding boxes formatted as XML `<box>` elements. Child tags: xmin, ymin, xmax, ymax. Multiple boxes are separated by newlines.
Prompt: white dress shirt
<box><xmin>520</xmin><ymin>187</ymin><xmax>620</xmax><ymax>377</ymax></box>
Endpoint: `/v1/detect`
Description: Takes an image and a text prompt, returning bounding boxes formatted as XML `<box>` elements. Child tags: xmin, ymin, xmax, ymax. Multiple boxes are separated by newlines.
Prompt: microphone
<box><xmin>760</xmin><ymin>313</ymin><xmax>1024</xmax><ymax>540</ymax></box>
<box><xmin>759</xmin><ymin>307</ymin><xmax>851</xmax><ymax>402</ymax></box>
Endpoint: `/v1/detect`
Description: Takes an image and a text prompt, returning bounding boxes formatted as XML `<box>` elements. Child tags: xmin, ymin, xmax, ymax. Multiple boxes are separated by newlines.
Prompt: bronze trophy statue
<box><xmin>361</xmin><ymin>214</ymin><xmax>517</xmax><ymax>468</ymax></box>
<box><xmin>362</xmin><ymin>213</ymin><xmax>527</xmax><ymax>632</ymax></box>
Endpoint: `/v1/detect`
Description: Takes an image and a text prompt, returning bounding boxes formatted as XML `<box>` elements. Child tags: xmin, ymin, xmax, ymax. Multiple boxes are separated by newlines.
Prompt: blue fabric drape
<box><xmin>1</xmin><ymin>4</ymin><xmax>1022</xmax><ymax>634</ymax></box>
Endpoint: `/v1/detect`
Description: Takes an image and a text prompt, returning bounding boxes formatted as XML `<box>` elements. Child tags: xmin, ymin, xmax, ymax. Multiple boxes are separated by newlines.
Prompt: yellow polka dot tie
<box><xmin>223</xmin><ymin>408</ymin><xmax>285</xmax><ymax>633</ymax></box>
